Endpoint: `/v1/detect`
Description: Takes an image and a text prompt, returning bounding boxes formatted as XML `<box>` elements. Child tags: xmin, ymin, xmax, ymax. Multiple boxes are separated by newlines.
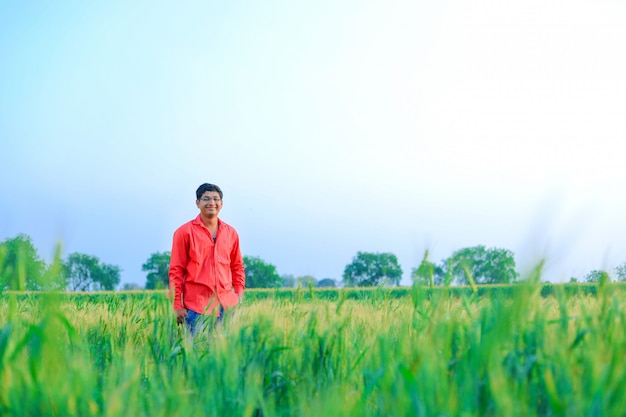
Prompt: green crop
<box><xmin>1</xmin><ymin>281</ymin><xmax>625</xmax><ymax>416</ymax></box>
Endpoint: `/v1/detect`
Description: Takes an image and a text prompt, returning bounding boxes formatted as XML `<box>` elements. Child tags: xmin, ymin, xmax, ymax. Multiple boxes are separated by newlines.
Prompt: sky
<box><xmin>1</xmin><ymin>0</ymin><xmax>625</xmax><ymax>287</ymax></box>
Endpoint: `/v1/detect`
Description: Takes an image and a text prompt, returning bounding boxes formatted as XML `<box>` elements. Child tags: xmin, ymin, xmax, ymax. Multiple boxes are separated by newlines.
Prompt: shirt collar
<box><xmin>192</xmin><ymin>214</ymin><xmax>222</xmax><ymax>228</ymax></box>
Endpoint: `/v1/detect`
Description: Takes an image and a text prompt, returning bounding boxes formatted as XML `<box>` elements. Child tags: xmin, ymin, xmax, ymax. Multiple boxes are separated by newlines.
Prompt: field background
<box><xmin>1</xmin><ymin>282</ymin><xmax>625</xmax><ymax>417</ymax></box>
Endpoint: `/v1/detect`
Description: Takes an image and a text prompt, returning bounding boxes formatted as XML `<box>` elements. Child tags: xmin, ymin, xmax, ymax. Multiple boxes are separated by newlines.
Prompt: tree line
<box><xmin>0</xmin><ymin>234</ymin><xmax>121</xmax><ymax>291</ymax></box>
<box><xmin>2</xmin><ymin>233</ymin><xmax>626</xmax><ymax>292</ymax></box>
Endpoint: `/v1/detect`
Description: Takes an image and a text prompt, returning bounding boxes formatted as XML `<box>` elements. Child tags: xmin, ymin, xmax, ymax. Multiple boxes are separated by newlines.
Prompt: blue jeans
<box><xmin>184</xmin><ymin>305</ymin><xmax>225</xmax><ymax>336</ymax></box>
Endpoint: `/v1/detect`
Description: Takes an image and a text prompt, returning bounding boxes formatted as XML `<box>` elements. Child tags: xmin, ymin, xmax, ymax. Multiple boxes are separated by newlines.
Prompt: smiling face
<box><xmin>196</xmin><ymin>190</ymin><xmax>223</xmax><ymax>218</ymax></box>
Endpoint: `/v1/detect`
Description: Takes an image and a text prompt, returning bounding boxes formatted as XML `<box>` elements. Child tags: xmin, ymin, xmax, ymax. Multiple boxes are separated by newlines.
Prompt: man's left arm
<box><xmin>230</xmin><ymin>232</ymin><xmax>245</xmax><ymax>299</ymax></box>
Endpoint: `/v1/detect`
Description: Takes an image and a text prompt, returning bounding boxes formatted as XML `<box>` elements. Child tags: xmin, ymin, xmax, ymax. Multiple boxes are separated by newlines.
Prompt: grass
<box><xmin>1</xmin><ymin>281</ymin><xmax>625</xmax><ymax>416</ymax></box>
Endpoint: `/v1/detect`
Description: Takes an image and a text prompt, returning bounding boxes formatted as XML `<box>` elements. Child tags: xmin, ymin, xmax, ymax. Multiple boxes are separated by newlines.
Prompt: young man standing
<box><xmin>169</xmin><ymin>183</ymin><xmax>245</xmax><ymax>334</ymax></box>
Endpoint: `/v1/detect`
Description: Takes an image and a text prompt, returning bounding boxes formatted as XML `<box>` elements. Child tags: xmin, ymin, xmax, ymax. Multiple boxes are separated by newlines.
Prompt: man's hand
<box><xmin>175</xmin><ymin>308</ymin><xmax>188</xmax><ymax>325</ymax></box>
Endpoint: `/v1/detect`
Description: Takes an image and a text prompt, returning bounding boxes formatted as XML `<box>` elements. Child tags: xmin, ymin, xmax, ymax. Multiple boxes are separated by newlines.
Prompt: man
<box><xmin>169</xmin><ymin>183</ymin><xmax>245</xmax><ymax>335</ymax></box>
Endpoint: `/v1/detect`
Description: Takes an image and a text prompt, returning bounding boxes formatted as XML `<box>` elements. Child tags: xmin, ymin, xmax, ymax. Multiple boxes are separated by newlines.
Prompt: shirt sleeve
<box><xmin>169</xmin><ymin>227</ymin><xmax>188</xmax><ymax>310</ymax></box>
<box><xmin>230</xmin><ymin>231</ymin><xmax>246</xmax><ymax>296</ymax></box>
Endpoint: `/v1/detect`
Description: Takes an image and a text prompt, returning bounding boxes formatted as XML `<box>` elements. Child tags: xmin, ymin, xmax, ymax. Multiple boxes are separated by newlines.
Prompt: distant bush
<box><xmin>5</xmin><ymin>282</ymin><xmax>618</xmax><ymax>305</ymax></box>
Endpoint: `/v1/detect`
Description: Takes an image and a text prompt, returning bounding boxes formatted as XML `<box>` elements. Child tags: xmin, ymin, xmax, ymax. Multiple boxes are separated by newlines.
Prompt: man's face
<box><xmin>196</xmin><ymin>191</ymin><xmax>223</xmax><ymax>217</ymax></box>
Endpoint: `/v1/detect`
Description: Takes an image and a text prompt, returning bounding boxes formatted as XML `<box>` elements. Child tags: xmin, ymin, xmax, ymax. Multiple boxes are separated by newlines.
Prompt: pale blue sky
<box><xmin>2</xmin><ymin>0</ymin><xmax>625</xmax><ymax>286</ymax></box>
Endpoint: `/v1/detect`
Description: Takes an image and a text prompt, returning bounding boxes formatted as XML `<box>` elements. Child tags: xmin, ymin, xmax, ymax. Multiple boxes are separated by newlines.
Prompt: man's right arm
<box><xmin>169</xmin><ymin>228</ymin><xmax>188</xmax><ymax>321</ymax></box>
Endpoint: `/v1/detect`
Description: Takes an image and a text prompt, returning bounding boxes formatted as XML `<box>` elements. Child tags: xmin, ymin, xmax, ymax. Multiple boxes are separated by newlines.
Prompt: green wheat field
<box><xmin>1</xmin><ymin>282</ymin><xmax>625</xmax><ymax>417</ymax></box>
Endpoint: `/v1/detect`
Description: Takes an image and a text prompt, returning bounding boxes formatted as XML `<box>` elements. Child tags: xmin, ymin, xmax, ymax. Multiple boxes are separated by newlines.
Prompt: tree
<box><xmin>439</xmin><ymin>246</ymin><xmax>519</xmax><ymax>285</ymax></box>
<box><xmin>584</xmin><ymin>269</ymin><xmax>610</xmax><ymax>283</ymax></box>
<box><xmin>40</xmin><ymin>243</ymin><xmax>67</xmax><ymax>290</ymax></box>
<box><xmin>281</xmin><ymin>274</ymin><xmax>296</xmax><ymax>288</ymax></box>
<box><xmin>99</xmin><ymin>264</ymin><xmax>121</xmax><ymax>290</ymax></box>
<box><xmin>142</xmin><ymin>251</ymin><xmax>171</xmax><ymax>289</ymax></box>
<box><xmin>244</xmin><ymin>256</ymin><xmax>282</xmax><ymax>288</ymax></box>
<box><xmin>317</xmin><ymin>278</ymin><xmax>336</xmax><ymax>288</ymax></box>
<box><xmin>0</xmin><ymin>234</ymin><xmax>47</xmax><ymax>290</ymax></box>
<box><xmin>411</xmin><ymin>250</ymin><xmax>442</xmax><ymax>286</ymax></box>
<box><xmin>296</xmin><ymin>275</ymin><xmax>317</xmax><ymax>288</ymax></box>
<box><xmin>64</xmin><ymin>253</ymin><xmax>99</xmax><ymax>291</ymax></box>
<box><xmin>121</xmin><ymin>283</ymin><xmax>142</xmax><ymax>290</ymax></box>
<box><xmin>343</xmin><ymin>252</ymin><xmax>403</xmax><ymax>287</ymax></box>
<box><xmin>614</xmin><ymin>263</ymin><xmax>626</xmax><ymax>282</ymax></box>
<box><xmin>64</xmin><ymin>253</ymin><xmax>121</xmax><ymax>291</ymax></box>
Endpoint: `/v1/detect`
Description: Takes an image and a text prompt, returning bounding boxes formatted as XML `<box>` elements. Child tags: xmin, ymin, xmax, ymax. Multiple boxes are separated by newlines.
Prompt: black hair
<box><xmin>196</xmin><ymin>183</ymin><xmax>223</xmax><ymax>200</ymax></box>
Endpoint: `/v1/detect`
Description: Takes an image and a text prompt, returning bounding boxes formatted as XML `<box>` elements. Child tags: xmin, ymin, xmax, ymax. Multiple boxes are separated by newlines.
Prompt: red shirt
<box><xmin>169</xmin><ymin>215</ymin><xmax>245</xmax><ymax>314</ymax></box>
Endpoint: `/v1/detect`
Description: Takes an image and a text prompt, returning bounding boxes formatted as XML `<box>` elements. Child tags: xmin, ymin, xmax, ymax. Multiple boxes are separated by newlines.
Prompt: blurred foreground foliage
<box><xmin>1</xmin><ymin>280</ymin><xmax>625</xmax><ymax>416</ymax></box>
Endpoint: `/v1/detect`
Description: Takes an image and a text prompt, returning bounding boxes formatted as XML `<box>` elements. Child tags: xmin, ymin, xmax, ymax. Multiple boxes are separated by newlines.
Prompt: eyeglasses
<box><xmin>199</xmin><ymin>197</ymin><xmax>221</xmax><ymax>203</ymax></box>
